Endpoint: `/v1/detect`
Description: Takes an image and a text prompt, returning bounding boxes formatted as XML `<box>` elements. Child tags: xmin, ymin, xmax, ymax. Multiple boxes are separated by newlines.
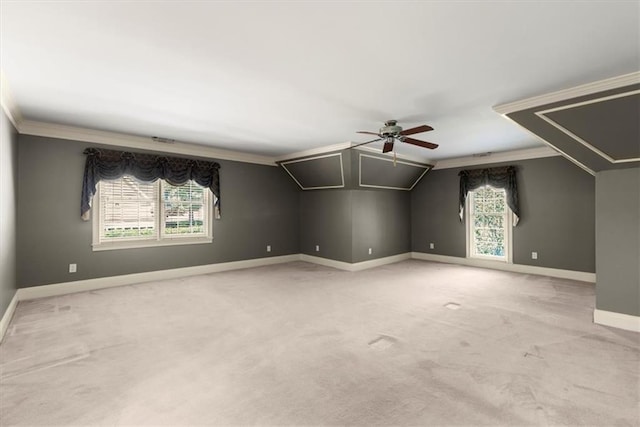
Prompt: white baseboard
<box><xmin>411</xmin><ymin>252</ymin><xmax>596</xmax><ymax>283</ymax></box>
<box><xmin>0</xmin><ymin>291</ymin><xmax>18</xmax><ymax>343</ymax></box>
<box><xmin>594</xmin><ymin>309</ymin><xmax>640</xmax><ymax>333</ymax></box>
<box><xmin>300</xmin><ymin>253</ymin><xmax>411</xmax><ymax>272</ymax></box>
<box><xmin>1</xmin><ymin>251</ymin><xmax>601</xmax><ymax>343</ymax></box>
<box><xmin>16</xmin><ymin>254</ymin><xmax>300</xmax><ymax>302</ymax></box>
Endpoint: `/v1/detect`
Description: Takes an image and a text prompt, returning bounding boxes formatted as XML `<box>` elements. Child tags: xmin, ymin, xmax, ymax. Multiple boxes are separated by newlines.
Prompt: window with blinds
<box><xmin>93</xmin><ymin>176</ymin><xmax>212</xmax><ymax>250</ymax></box>
<box><xmin>161</xmin><ymin>180</ymin><xmax>208</xmax><ymax>238</ymax></box>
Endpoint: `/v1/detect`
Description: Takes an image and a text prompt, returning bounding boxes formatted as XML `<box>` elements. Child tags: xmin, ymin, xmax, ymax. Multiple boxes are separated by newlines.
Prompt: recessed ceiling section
<box><xmin>359</xmin><ymin>153</ymin><xmax>431</xmax><ymax>191</ymax></box>
<box><xmin>280</xmin><ymin>153</ymin><xmax>345</xmax><ymax>190</ymax></box>
<box><xmin>541</xmin><ymin>92</ymin><xmax>640</xmax><ymax>162</ymax></box>
<box><xmin>503</xmin><ymin>82</ymin><xmax>640</xmax><ymax>174</ymax></box>
<box><xmin>278</xmin><ymin>149</ymin><xmax>432</xmax><ymax>191</ymax></box>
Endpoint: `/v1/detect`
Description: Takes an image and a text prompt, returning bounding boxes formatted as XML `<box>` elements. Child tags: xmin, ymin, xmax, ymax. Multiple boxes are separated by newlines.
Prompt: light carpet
<box><xmin>1</xmin><ymin>260</ymin><xmax>638</xmax><ymax>426</ymax></box>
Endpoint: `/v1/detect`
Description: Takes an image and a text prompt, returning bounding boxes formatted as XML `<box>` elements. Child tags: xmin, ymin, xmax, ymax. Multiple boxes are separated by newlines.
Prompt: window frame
<box><xmin>465</xmin><ymin>185</ymin><xmax>513</xmax><ymax>263</ymax></box>
<box><xmin>92</xmin><ymin>177</ymin><xmax>213</xmax><ymax>251</ymax></box>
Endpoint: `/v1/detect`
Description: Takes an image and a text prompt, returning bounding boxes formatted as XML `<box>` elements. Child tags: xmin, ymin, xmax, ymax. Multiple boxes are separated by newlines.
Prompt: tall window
<box><xmin>466</xmin><ymin>186</ymin><xmax>512</xmax><ymax>262</ymax></box>
<box><xmin>93</xmin><ymin>176</ymin><xmax>212</xmax><ymax>250</ymax></box>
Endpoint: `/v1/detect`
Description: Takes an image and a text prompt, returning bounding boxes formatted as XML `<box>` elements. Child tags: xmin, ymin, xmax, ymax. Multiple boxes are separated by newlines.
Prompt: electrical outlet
<box><xmin>266</xmin><ymin>245</ymin><xmax>271</xmax><ymax>252</ymax></box>
<box><xmin>429</xmin><ymin>243</ymin><xmax>435</xmax><ymax>249</ymax></box>
<box><xmin>69</xmin><ymin>263</ymin><xmax>77</xmax><ymax>273</ymax></box>
<box><xmin>368</xmin><ymin>248</ymin><xmax>372</xmax><ymax>255</ymax></box>
<box><xmin>315</xmin><ymin>245</ymin><xmax>320</xmax><ymax>252</ymax></box>
<box><xmin>531</xmin><ymin>252</ymin><xmax>538</xmax><ymax>260</ymax></box>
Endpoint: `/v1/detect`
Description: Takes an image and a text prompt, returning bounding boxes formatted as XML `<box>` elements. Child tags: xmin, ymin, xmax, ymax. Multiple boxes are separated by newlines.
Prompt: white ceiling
<box><xmin>1</xmin><ymin>1</ymin><xmax>638</xmax><ymax>160</ymax></box>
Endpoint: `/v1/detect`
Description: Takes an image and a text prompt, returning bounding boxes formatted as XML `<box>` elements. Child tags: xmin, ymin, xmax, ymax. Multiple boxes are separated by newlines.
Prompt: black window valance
<box><xmin>81</xmin><ymin>148</ymin><xmax>220</xmax><ymax>220</ymax></box>
<box><xmin>459</xmin><ymin>166</ymin><xmax>519</xmax><ymax>225</ymax></box>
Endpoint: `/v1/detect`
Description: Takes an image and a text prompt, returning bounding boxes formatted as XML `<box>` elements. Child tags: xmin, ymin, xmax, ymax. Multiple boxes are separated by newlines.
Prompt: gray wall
<box><xmin>352</xmin><ymin>190</ymin><xmax>411</xmax><ymax>263</ymax></box>
<box><xmin>17</xmin><ymin>135</ymin><xmax>300</xmax><ymax>287</ymax></box>
<box><xmin>300</xmin><ymin>190</ymin><xmax>353</xmax><ymax>263</ymax></box>
<box><xmin>411</xmin><ymin>168</ymin><xmax>464</xmax><ymax>257</ymax></box>
<box><xmin>300</xmin><ymin>189</ymin><xmax>411</xmax><ymax>263</ymax></box>
<box><xmin>595</xmin><ymin>167</ymin><xmax>640</xmax><ymax>316</ymax></box>
<box><xmin>412</xmin><ymin>156</ymin><xmax>596</xmax><ymax>273</ymax></box>
<box><xmin>0</xmin><ymin>109</ymin><xmax>18</xmax><ymax>319</ymax></box>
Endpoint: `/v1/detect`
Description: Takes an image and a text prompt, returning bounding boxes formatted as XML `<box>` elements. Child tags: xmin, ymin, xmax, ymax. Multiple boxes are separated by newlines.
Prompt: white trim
<box><xmin>493</xmin><ymin>72</ymin><xmax>640</xmax><ymax>114</ymax></box>
<box><xmin>433</xmin><ymin>146</ymin><xmax>561</xmax><ymax>170</ymax></box>
<box><xmin>594</xmin><ymin>309</ymin><xmax>640</xmax><ymax>333</ymax></box>
<box><xmin>0</xmin><ymin>70</ymin><xmax>23</xmax><ymax>130</ymax></box>
<box><xmin>411</xmin><ymin>252</ymin><xmax>596</xmax><ymax>283</ymax></box>
<box><xmin>358</xmin><ymin>153</ymin><xmax>431</xmax><ymax>191</ymax></box>
<box><xmin>92</xmin><ymin>178</ymin><xmax>213</xmax><ymax>251</ymax></box>
<box><xmin>354</xmin><ymin>145</ymin><xmax>435</xmax><ymax>165</ymax></box>
<box><xmin>16</xmin><ymin>255</ymin><xmax>300</xmax><ymax>301</ymax></box>
<box><xmin>275</xmin><ymin>142</ymin><xmax>352</xmax><ymax>162</ymax></box>
<box><xmin>280</xmin><ymin>153</ymin><xmax>345</xmax><ymax>190</ymax></box>
<box><xmin>495</xmin><ymin>114</ymin><xmax>596</xmax><ymax>176</ymax></box>
<box><xmin>300</xmin><ymin>253</ymin><xmax>412</xmax><ymax>272</ymax></box>
<box><xmin>0</xmin><ymin>291</ymin><xmax>19</xmax><ymax>343</ymax></box>
<box><xmin>92</xmin><ymin>237</ymin><xmax>213</xmax><ymax>251</ymax></box>
<box><xmin>535</xmin><ymin>89</ymin><xmax>640</xmax><ymax>164</ymax></box>
<box><xmin>464</xmin><ymin>187</ymin><xmax>513</xmax><ymax>263</ymax></box>
<box><xmin>2</xmin><ymin>252</ymin><xmax>604</xmax><ymax>343</ymax></box>
<box><xmin>18</xmin><ymin>120</ymin><xmax>276</xmax><ymax>166</ymax></box>
<box><xmin>275</xmin><ymin>142</ymin><xmax>436</xmax><ymax>166</ymax></box>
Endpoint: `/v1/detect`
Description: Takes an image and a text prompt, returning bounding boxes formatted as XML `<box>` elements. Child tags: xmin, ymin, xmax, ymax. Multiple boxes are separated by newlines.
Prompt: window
<box><xmin>466</xmin><ymin>186</ymin><xmax>512</xmax><ymax>262</ymax></box>
<box><xmin>93</xmin><ymin>176</ymin><xmax>212</xmax><ymax>250</ymax></box>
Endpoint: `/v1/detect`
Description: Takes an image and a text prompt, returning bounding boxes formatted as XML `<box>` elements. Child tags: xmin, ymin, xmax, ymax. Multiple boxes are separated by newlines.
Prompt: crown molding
<box><xmin>0</xmin><ymin>70</ymin><xmax>23</xmax><ymax>130</ymax></box>
<box><xmin>432</xmin><ymin>146</ymin><xmax>561</xmax><ymax>170</ymax></box>
<box><xmin>276</xmin><ymin>141</ymin><xmax>436</xmax><ymax>165</ymax></box>
<box><xmin>353</xmin><ymin>145</ymin><xmax>435</xmax><ymax>165</ymax></box>
<box><xmin>493</xmin><ymin>71</ymin><xmax>640</xmax><ymax>115</ymax></box>
<box><xmin>19</xmin><ymin>120</ymin><xmax>276</xmax><ymax>166</ymax></box>
<box><xmin>275</xmin><ymin>142</ymin><xmax>352</xmax><ymax>162</ymax></box>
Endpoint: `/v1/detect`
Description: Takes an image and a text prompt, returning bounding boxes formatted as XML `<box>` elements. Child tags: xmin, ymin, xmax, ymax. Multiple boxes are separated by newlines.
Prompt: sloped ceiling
<box><xmin>1</xmin><ymin>2</ymin><xmax>639</xmax><ymax>162</ymax></box>
<box><xmin>496</xmin><ymin>77</ymin><xmax>639</xmax><ymax>174</ymax></box>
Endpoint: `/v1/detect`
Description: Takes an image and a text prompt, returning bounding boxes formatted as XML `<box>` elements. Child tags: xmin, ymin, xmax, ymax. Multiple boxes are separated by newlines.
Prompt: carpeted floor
<box><xmin>1</xmin><ymin>260</ymin><xmax>638</xmax><ymax>426</ymax></box>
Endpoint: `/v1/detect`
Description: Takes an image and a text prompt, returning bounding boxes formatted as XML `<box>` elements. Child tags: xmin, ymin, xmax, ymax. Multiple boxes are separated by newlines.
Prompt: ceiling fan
<box><xmin>352</xmin><ymin>120</ymin><xmax>439</xmax><ymax>153</ymax></box>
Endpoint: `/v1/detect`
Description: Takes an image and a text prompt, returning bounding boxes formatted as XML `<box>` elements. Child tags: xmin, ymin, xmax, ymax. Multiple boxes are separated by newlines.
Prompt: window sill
<box><xmin>92</xmin><ymin>237</ymin><xmax>213</xmax><ymax>251</ymax></box>
<box><xmin>468</xmin><ymin>255</ymin><xmax>512</xmax><ymax>263</ymax></box>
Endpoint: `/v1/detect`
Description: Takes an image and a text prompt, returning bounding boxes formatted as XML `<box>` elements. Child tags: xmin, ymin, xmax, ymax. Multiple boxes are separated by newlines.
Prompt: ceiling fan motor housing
<box><xmin>380</xmin><ymin>120</ymin><xmax>402</xmax><ymax>137</ymax></box>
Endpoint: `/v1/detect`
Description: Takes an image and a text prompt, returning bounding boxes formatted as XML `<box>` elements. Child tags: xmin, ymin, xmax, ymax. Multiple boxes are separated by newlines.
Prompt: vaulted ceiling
<box><xmin>1</xmin><ymin>2</ymin><xmax>638</xmax><ymax>162</ymax></box>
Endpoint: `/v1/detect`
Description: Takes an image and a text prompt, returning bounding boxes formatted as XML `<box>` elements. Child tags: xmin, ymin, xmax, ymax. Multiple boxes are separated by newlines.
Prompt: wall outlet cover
<box><xmin>532</xmin><ymin>252</ymin><xmax>538</xmax><ymax>260</ymax></box>
<box><xmin>315</xmin><ymin>245</ymin><xmax>320</xmax><ymax>252</ymax></box>
<box><xmin>69</xmin><ymin>263</ymin><xmax>77</xmax><ymax>273</ymax></box>
<box><xmin>429</xmin><ymin>243</ymin><xmax>435</xmax><ymax>249</ymax></box>
<box><xmin>266</xmin><ymin>245</ymin><xmax>271</xmax><ymax>252</ymax></box>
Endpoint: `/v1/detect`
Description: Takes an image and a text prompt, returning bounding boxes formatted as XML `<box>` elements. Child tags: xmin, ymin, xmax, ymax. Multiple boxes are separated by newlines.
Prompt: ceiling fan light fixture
<box><xmin>354</xmin><ymin>120</ymin><xmax>439</xmax><ymax>153</ymax></box>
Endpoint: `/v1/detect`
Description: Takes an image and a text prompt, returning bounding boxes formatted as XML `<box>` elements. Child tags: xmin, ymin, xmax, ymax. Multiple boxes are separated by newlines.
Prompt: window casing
<box><xmin>92</xmin><ymin>176</ymin><xmax>213</xmax><ymax>251</ymax></box>
<box><xmin>465</xmin><ymin>186</ymin><xmax>513</xmax><ymax>263</ymax></box>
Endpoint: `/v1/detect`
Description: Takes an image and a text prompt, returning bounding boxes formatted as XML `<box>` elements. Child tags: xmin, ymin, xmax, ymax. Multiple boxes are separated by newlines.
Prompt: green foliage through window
<box><xmin>470</xmin><ymin>186</ymin><xmax>508</xmax><ymax>258</ymax></box>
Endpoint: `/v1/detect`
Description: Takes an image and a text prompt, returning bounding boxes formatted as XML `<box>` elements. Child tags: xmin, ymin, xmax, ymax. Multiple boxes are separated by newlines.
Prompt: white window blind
<box><xmin>161</xmin><ymin>180</ymin><xmax>209</xmax><ymax>239</ymax></box>
<box><xmin>94</xmin><ymin>176</ymin><xmax>212</xmax><ymax>250</ymax></box>
<box><xmin>99</xmin><ymin>177</ymin><xmax>158</xmax><ymax>242</ymax></box>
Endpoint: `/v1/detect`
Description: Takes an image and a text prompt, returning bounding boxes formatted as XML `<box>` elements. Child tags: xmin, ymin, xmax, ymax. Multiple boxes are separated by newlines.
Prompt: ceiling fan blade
<box><xmin>399</xmin><ymin>125</ymin><xmax>434</xmax><ymax>136</ymax></box>
<box><xmin>356</xmin><ymin>131</ymin><xmax>381</xmax><ymax>136</ymax></box>
<box><xmin>349</xmin><ymin>138</ymin><xmax>382</xmax><ymax>149</ymax></box>
<box><xmin>382</xmin><ymin>142</ymin><xmax>394</xmax><ymax>153</ymax></box>
<box><xmin>403</xmin><ymin>137</ymin><xmax>439</xmax><ymax>149</ymax></box>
